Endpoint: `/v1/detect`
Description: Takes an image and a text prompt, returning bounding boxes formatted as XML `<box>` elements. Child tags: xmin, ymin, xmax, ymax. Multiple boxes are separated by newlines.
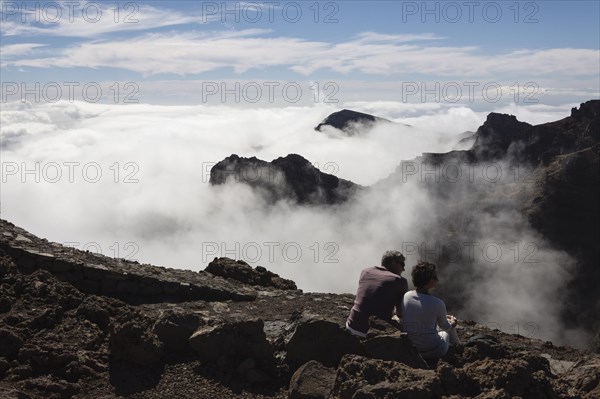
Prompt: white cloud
<box><xmin>0</xmin><ymin>43</ymin><xmax>46</xmax><ymax>58</ymax></box>
<box><xmin>0</xmin><ymin>4</ymin><xmax>214</xmax><ymax>38</ymax></box>
<box><xmin>4</xmin><ymin>30</ymin><xmax>598</xmax><ymax>80</ymax></box>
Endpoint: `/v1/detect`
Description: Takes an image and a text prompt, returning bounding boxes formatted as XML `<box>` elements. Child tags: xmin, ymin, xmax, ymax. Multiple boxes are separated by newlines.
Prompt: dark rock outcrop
<box><xmin>288</xmin><ymin>360</ymin><xmax>336</xmax><ymax>399</ymax></box>
<box><xmin>470</xmin><ymin>100</ymin><xmax>599</xmax><ymax>163</ymax></box>
<box><xmin>209</xmin><ymin>153</ymin><xmax>362</xmax><ymax>205</ymax></box>
<box><xmin>152</xmin><ymin>310</ymin><xmax>201</xmax><ymax>354</ymax></box>
<box><xmin>363</xmin><ymin>332</ymin><xmax>429</xmax><ymax>369</ymax></box>
<box><xmin>471</xmin><ymin>112</ymin><xmax>533</xmax><ymax>160</ymax></box>
<box><xmin>109</xmin><ymin>318</ymin><xmax>164</xmax><ymax>366</ymax></box>
<box><xmin>332</xmin><ymin>354</ymin><xmax>442</xmax><ymax>399</ymax></box>
<box><xmin>206</xmin><ymin>257</ymin><xmax>297</xmax><ymax>290</ymax></box>
<box><xmin>189</xmin><ymin>319</ymin><xmax>276</xmax><ymax>383</ymax></box>
<box><xmin>314</xmin><ymin>109</ymin><xmax>392</xmax><ymax>135</ymax></box>
<box><xmin>285</xmin><ymin>317</ymin><xmax>365</xmax><ymax>369</ymax></box>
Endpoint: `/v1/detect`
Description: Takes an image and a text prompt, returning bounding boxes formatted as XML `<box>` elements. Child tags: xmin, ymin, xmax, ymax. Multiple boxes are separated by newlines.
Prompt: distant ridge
<box><xmin>314</xmin><ymin>109</ymin><xmax>394</xmax><ymax>135</ymax></box>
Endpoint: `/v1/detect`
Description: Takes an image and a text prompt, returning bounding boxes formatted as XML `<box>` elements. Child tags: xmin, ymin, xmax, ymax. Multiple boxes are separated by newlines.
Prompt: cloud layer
<box><xmin>3</xmin><ymin>29</ymin><xmax>598</xmax><ymax>79</ymax></box>
<box><xmin>1</xmin><ymin>100</ymin><xmax>587</xmax><ymax>347</ymax></box>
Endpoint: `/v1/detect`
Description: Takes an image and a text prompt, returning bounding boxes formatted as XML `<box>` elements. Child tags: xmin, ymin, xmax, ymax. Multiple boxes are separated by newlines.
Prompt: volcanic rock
<box><xmin>205</xmin><ymin>257</ymin><xmax>297</xmax><ymax>290</ymax></box>
<box><xmin>189</xmin><ymin>319</ymin><xmax>276</xmax><ymax>382</ymax></box>
<box><xmin>152</xmin><ymin>310</ymin><xmax>201</xmax><ymax>354</ymax></box>
<box><xmin>288</xmin><ymin>360</ymin><xmax>336</xmax><ymax>399</ymax></box>
<box><xmin>284</xmin><ymin>317</ymin><xmax>365</xmax><ymax>369</ymax></box>
<box><xmin>209</xmin><ymin>153</ymin><xmax>362</xmax><ymax>205</ymax></box>
<box><xmin>363</xmin><ymin>332</ymin><xmax>429</xmax><ymax>369</ymax></box>
<box><xmin>314</xmin><ymin>109</ymin><xmax>392</xmax><ymax>135</ymax></box>
<box><xmin>1</xmin><ymin>180</ymin><xmax>600</xmax><ymax>398</ymax></box>
<box><xmin>109</xmin><ymin>318</ymin><xmax>164</xmax><ymax>366</ymax></box>
<box><xmin>332</xmin><ymin>354</ymin><xmax>442</xmax><ymax>399</ymax></box>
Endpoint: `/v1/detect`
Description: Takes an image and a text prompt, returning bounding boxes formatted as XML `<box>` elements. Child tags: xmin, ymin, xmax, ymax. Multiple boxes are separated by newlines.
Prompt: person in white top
<box><xmin>401</xmin><ymin>261</ymin><xmax>461</xmax><ymax>359</ymax></box>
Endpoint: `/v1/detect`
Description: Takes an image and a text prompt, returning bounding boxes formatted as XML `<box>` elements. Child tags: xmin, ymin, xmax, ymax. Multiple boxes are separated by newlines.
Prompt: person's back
<box><xmin>346</xmin><ymin>250</ymin><xmax>408</xmax><ymax>337</ymax></box>
<box><xmin>401</xmin><ymin>261</ymin><xmax>460</xmax><ymax>359</ymax></box>
<box><xmin>402</xmin><ymin>290</ymin><xmax>451</xmax><ymax>355</ymax></box>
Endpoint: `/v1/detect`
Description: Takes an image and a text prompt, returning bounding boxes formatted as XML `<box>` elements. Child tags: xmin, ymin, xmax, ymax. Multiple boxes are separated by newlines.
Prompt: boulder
<box><xmin>363</xmin><ymin>333</ymin><xmax>429</xmax><ymax>369</ymax></box>
<box><xmin>189</xmin><ymin>319</ymin><xmax>276</xmax><ymax>382</ymax></box>
<box><xmin>18</xmin><ymin>342</ymin><xmax>77</xmax><ymax>376</ymax></box>
<box><xmin>109</xmin><ymin>320</ymin><xmax>163</xmax><ymax>366</ymax></box>
<box><xmin>288</xmin><ymin>360</ymin><xmax>336</xmax><ymax>399</ymax></box>
<box><xmin>563</xmin><ymin>358</ymin><xmax>600</xmax><ymax>398</ymax></box>
<box><xmin>285</xmin><ymin>318</ymin><xmax>365</xmax><ymax>369</ymax></box>
<box><xmin>462</xmin><ymin>355</ymin><xmax>557</xmax><ymax>398</ymax></box>
<box><xmin>76</xmin><ymin>297</ymin><xmax>111</xmax><ymax>330</ymax></box>
<box><xmin>332</xmin><ymin>354</ymin><xmax>442</xmax><ymax>399</ymax></box>
<box><xmin>365</xmin><ymin>315</ymin><xmax>401</xmax><ymax>338</ymax></box>
<box><xmin>205</xmin><ymin>257</ymin><xmax>297</xmax><ymax>290</ymax></box>
<box><xmin>152</xmin><ymin>310</ymin><xmax>201</xmax><ymax>354</ymax></box>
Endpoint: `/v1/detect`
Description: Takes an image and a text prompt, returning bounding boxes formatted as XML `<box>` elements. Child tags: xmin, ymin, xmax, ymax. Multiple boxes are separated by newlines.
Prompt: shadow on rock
<box><xmin>189</xmin><ymin>318</ymin><xmax>284</xmax><ymax>395</ymax></box>
<box><xmin>108</xmin><ymin>360</ymin><xmax>165</xmax><ymax>396</ymax></box>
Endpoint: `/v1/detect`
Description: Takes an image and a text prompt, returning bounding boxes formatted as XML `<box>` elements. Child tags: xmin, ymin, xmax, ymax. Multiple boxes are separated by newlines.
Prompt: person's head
<box><xmin>381</xmin><ymin>250</ymin><xmax>405</xmax><ymax>275</ymax></box>
<box><xmin>411</xmin><ymin>261</ymin><xmax>439</xmax><ymax>290</ymax></box>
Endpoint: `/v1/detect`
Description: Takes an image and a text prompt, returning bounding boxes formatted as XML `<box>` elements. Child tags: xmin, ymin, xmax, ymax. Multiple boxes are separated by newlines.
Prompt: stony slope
<box><xmin>1</xmin><ymin>219</ymin><xmax>599</xmax><ymax>399</ymax></box>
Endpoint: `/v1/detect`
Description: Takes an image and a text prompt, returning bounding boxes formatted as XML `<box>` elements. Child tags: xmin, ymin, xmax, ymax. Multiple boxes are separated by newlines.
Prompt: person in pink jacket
<box><xmin>346</xmin><ymin>250</ymin><xmax>409</xmax><ymax>337</ymax></box>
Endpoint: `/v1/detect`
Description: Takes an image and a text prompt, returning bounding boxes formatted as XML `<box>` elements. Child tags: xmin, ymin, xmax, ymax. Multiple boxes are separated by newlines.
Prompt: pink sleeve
<box><xmin>394</xmin><ymin>278</ymin><xmax>408</xmax><ymax>317</ymax></box>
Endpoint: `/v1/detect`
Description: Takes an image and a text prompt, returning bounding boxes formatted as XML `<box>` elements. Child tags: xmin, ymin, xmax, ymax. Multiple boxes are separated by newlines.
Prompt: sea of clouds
<box><xmin>1</xmin><ymin>99</ymin><xmax>588</xmax><ymax>347</ymax></box>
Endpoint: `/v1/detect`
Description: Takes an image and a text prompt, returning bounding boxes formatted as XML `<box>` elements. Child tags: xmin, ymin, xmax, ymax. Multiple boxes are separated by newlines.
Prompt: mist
<box><xmin>0</xmin><ymin>99</ymin><xmax>586</xmax><ymax>347</ymax></box>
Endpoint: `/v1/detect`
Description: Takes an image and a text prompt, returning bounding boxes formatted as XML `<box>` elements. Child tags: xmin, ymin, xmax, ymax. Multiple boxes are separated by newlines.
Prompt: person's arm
<box><xmin>394</xmin><ymin>278</ymin><xmax>408</xmax><ymax>318</ymax></box>
<box><xmin>437</xmin><ymin>300</ymin><xmax>453</xmax><ymax>332</ymax></box>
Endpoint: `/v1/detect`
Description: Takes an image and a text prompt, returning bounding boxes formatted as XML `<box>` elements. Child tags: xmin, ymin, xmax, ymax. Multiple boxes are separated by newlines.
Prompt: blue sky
<box><xmin>1</xmin><ymin>0</ymin><xmax>599</xmax><ymax>106</ymax></box>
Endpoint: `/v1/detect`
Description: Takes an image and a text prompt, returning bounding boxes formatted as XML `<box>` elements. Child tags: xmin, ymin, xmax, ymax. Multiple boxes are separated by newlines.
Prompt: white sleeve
<box><xmin>437</xmin><ymin>299</ymin><xmax>452</xmax><ymax>332</ymax></box>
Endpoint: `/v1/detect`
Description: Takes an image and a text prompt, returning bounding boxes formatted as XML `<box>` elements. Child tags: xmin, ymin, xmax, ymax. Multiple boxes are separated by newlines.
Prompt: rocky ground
<box><xmin>1</xmin><ymin>219</ymin><xmax>600</xmax><ymax>399</ymax></box>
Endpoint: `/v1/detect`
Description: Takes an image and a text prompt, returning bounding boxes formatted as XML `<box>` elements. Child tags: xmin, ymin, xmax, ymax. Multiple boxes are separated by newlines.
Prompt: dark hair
<box><xmin>381</xmin><ymin>250</ymin><xmax>405</xmax><ymax>269</ymax></box>
<box><xmin>411</xmin><ymin>261</ymin><xmax>438</xmax><ymax>288</ymax></box>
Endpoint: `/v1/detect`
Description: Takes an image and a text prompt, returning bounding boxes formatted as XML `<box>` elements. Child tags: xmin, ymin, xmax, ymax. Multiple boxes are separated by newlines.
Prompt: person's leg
<box><xmin>420</xmin><ymin>331</ymin><xmax>453</xmax><ymax>360</ymax></box>
<box><xmin>346</xmin><ymin>320</ymin><xmax>367</xmax><ymax>338</ymax></box>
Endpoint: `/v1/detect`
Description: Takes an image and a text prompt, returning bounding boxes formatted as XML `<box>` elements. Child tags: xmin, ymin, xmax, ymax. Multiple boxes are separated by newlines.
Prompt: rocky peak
<box><xmin>571</xmin><ymin>99</ymin><xmax>600</xmax><ymax>119</ymax></box>
<box><xmin>209</xmin><ymin>153</ymin><xmax>363</xmax><ymax>205</ymax></box>
<box><xmin>471</xmin><ymin>112</ymin><xmax>532</xmax><ymax>160</ymax></box>
<box><xmin>314</xmin><ymin>109</ymin><xmax>391</xmax><ymax>135</ymax></box>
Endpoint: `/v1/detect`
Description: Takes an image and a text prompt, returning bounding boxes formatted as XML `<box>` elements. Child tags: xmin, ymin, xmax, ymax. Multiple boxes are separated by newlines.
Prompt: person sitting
<box><xmin>402</xmin><ymin>261</ymin><xmax>461</xmax><ymax>359</ymax></box>
<box><xmin>346</xmin><ymin>250</ymin><xmax>408</xmax><ymax>337</ymax></box>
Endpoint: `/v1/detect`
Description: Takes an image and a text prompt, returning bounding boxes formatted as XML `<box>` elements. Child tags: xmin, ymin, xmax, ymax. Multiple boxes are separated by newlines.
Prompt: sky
<box><xmin>1</xmin><ymin>1</ymin><xmax>599</xmax><ymax>347</ymax></box>
<box><xmin>0</xmin><ymin>0</ymin><xmax>598</xmax><ymax>107</ymax></box>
